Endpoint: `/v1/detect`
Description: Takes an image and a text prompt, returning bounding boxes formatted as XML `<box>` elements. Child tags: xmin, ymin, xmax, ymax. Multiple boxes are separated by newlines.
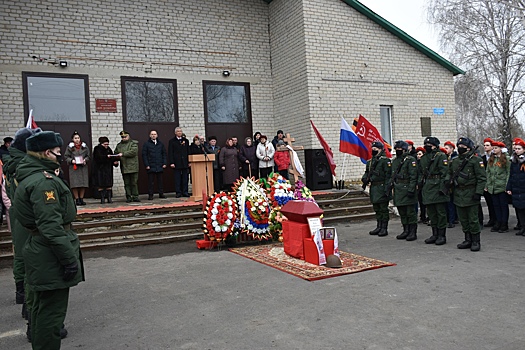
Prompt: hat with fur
<box><xmin>11</xmin><ymin>127</ymin><xmax>42</xmax><ymax>153</ymax></box>
<box><xmin>26</xmin><ymin>131</ymin><xmax>63</xmax><ymax>152</ymax></box>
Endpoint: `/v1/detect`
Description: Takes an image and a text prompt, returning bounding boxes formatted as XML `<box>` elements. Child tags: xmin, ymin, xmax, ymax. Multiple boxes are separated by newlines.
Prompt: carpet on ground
<box><xmin>229</xmin><ymin>243</ymin><xmax>395</xmax><ymax>281</ymax></box>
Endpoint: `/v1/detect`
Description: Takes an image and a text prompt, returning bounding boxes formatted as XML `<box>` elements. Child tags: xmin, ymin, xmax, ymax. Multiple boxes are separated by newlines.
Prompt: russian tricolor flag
<box><xmin>339</xmin><ymin>117</ymin><xmax>369</xmax><ymax>164</ymax></box>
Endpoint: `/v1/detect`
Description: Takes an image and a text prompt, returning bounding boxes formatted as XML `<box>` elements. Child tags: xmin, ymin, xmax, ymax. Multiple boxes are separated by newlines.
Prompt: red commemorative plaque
<box><xmin>95</xmin><ymin>99</ymin><xmax>117</xmax><ymax>113</ymax></box>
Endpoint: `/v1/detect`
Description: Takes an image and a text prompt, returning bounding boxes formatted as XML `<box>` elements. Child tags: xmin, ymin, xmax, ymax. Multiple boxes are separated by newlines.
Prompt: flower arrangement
<box><xmin>266</xmin><ymin>173</ymin><xmax>294</xmax><ymax>207</ymax></box>
<box><xmin>293</xmin><ymin>180</ymin><xmax>316</xmax><ymax>203</ymax></box>
<box><xmin>268</xmin><ymin>206</ymin><xmax>288</xmax><ymax>241</ymax></box>
<box><xmin>233</xmin><ymin>177</ymin><xmax>272</xmax><ymax>240</ymax></box>
<box><xmin>203</xmin><ymin>192</ymin><xmax>237</xmax><ymax>241</ymax></box>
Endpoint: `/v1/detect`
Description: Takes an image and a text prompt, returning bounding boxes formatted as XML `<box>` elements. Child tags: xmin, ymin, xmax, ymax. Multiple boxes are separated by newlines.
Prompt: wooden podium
<box><xmin>188</xmin><ymin>154</ymin><xmax>215</xmax><ymax>201</ymax></box>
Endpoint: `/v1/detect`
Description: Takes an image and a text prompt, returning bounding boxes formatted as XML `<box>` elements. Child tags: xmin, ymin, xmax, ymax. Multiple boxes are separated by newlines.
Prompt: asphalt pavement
<box><xmin>1</xmin><ymin>210</ymin><xmax>524</xmax><ymax>350</ymax></box>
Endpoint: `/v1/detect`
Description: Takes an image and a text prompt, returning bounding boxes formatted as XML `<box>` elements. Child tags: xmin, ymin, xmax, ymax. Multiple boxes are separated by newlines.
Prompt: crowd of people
<box><xmin>363</xmin><ymin>135</ymin><xmax>525</xmax><ymax>252</ymax></box>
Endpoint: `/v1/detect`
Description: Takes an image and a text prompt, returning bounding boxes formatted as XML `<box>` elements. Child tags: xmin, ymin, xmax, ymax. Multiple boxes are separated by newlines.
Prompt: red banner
<box><xmin>354</xmin><ymin>115</ymin><xmax>392</xmax><ymax>158</ymax></box>
<box><xmin>310</xmin><ymin>120</ymin><xmax>336</xmax><ymax>176</ymax></box>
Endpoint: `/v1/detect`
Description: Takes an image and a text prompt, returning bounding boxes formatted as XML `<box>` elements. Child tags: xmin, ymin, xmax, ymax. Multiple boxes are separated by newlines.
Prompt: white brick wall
<box><xmin>0</xmin><ymin>0</ymin><xmax>458</xmax><ymax>191</ymax></box>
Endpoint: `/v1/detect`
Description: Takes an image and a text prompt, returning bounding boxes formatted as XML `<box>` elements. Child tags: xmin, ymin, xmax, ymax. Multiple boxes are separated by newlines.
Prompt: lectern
<box><xmin>188</xmin><ymin>154</ymin><xmax>215</xmax><ymax>201</ymax></box>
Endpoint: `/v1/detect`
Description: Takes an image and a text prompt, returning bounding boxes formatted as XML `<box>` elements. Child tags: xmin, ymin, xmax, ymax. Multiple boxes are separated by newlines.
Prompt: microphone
<box><xmin>201</xmin><ymin>144</ymin><xmax>207</xmax><ymax>154</ymax></box>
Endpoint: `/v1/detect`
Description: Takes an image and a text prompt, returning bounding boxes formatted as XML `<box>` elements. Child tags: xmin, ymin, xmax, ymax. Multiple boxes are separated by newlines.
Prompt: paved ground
<box><xmin>1</xmin><ymin>211</ymin><xmax>524</xmax><ymax>350</ymax></box>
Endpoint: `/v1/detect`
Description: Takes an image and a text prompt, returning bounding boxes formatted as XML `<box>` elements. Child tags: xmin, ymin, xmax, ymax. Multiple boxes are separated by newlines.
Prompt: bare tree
<box><xmin>428</xmin><ymin>0</ymin><xmax>525</xmax><ymax>146</ymax></box>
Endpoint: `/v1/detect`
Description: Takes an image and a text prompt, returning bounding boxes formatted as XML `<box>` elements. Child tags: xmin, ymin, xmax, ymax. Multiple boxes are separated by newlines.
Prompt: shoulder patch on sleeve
<box><xmin>443</xmin><ymin>159</ymin><xmax>448</xmax><ymax>165</ymax></box>
<box><xmin>479</xmin><ymin>161</ymin><xmax>484</xmax><ymax>168</ymax></box>
<box><xmin>42</xmin><ymin>171</ymin><xmax>53</xmax><ymax>179</ymax></box>
<box><xmin>412</xmin><ymin>161</ymin><xmax>417</xmax><ymax>167</ymax></box>
<box><xmin>43</xmin><ymin>190</ymin><xmax>57</xmax><ymax>203</ymax></box>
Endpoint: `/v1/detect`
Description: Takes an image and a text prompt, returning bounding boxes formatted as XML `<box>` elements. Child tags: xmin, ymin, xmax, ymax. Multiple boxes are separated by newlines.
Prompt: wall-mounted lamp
<box><xmin>222</xmin><ymin>70</ymin><xmax>230</xmax><ymax>77</ymax></box>
<box><xmin>59</xmin><ymin>60</ymin><xmax>68</xmax><ymax>68</ymax></box>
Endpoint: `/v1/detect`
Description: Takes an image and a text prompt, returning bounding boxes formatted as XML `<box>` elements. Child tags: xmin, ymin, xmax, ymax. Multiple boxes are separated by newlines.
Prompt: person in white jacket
<box><xmin>256</xmin><ymin>135</ymin><xmax>275</xmax><ymax>179</ymax></box>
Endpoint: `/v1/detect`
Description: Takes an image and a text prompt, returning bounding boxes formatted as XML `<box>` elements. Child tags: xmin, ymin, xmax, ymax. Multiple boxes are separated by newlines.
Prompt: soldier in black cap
<box><xmin>0</xmin><ymin>136</ymin><xmax>13</xmax><ymax>160</ymax></box>
<box><xmin>449</xmin><ymin>137</ymin><xmax>486</xmax><ymax>251</ymax></box>
<box><xmin>362</xmin><ymin>141</ymin><xmax>392</xmax><ymax>236</ymax></box>
<box><xmin>419</xmin><ymin>136</ymin><xmax>450</xmax><ymax>245</ymax></box>
<box><xmin>390</xmin><ymin>140</ymin><xmax>418</xmax><ymax>241</ymax></box>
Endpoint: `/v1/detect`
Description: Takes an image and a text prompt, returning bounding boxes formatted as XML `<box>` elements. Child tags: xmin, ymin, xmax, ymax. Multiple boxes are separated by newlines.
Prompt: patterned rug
<box><xmin>229</xmin><ymin>243</ymin><xmax>396</xmax><ymax>281</ymax></box>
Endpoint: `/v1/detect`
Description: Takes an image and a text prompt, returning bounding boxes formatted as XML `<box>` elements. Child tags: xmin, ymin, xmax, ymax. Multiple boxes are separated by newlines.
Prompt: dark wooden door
<box><xmin>122</xmin><ymin>123</ymin><xmax>176</xmax><ymax>195</ymax></box>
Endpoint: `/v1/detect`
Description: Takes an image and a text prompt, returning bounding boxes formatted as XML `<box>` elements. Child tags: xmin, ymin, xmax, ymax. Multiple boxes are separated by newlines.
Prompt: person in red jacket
<box><xmin>274</xmin><ymin>140</ymin><xmax>290</xmax><ymax>179</ymax></box>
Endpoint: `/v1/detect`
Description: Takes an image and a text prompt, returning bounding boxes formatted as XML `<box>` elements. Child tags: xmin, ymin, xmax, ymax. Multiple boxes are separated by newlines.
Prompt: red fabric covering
<box><xmin>280</xmin><ymin>200</ymin><xmax>324</xmax><ymax>224</ymax></box>
<box><xmin>303</xmin><ymin>238</ymin><xmax>334</xmax><ymax>266</ymax></box>
<box><xmin>196</xmin><ymin>240</ymin><xmax>218</xmax><ymax>249</ymax></box>
<box><xmin>282</xmin><ymin>221</ymin><xmax>311</xmax><ymax>259</ymax></box>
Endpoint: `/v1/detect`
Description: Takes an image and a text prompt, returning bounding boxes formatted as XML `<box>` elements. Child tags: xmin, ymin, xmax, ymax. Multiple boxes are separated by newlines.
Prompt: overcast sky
<box><xmin>357</xmin><ymin>0</ymin><xmax>443</xmax><ymax>55</ymax></box>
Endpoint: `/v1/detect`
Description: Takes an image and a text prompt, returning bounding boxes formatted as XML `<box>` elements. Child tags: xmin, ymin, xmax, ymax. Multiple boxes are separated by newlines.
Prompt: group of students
<box><xmin>363</xmin><ymin>135</ymin><xmax>525</xmax><ymax>252</ymax></box>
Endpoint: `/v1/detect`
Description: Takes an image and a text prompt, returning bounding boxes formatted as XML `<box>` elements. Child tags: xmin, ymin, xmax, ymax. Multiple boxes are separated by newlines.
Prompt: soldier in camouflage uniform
<box><xmin>449</xmin><ymin>137</ymin><xmax>486</xmax><ymax>251</ymax></box>
<box><xmin>389</xmin><ymin>140</ymin><xmax>418</xmax><ymax>241</ymax></box>
<box><xmin>362</xmin><ymin>141</ymin><xmax>392</xmax><ymax>237</ymax></box>
<box><xmin>419</xmin><ymin>137</ymin><xmax>450</xmax><ymax>245</ymax></box>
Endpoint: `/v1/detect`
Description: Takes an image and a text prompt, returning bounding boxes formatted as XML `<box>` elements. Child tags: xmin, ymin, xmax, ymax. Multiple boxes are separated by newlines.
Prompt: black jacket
<box><xmin>142</xmin><ymin>138</ymin><xmax>167</xmax><ymax>173</ymax></box>
<box><xmin>168</xmin><ymin>136</ymin><xmax>189</xmax><ymax>169</ymax></box>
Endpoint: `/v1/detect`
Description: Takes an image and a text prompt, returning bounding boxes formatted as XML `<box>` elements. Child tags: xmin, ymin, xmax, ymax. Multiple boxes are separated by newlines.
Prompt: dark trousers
<box><xmin>447</xmin><ymin>197</ymin><xmax>457</xmax><ymax>224</ymax></box>
<box><xmin>426</xmin><ymin>202</ymin><xmax>447</xmax><ymax>229</ymax></box>
<box><xmin>483</xmin><ymin>190</ymin><xmax>496</xmax><ymax>223</ymax></box>
<box><xmin>147</xmin><ymin>172</ymin><xmax>164</xmax><ymax>196</ymax></box>
<box><xmin>398</xmin><ymin>205</ymin><xmax>417</xmax><ymax>225</ymax></box>
<box><xmin>32</xmin><ymin>288</ymin><xmax>70</xmax><ymax>350</ymax></box>
<box><xmin>212</xmin><ymin>169</ymin><xmax>222</xmax><ymax>193</ymax></box>
<box><xmin>260</xmin><ymin>167</ymin><xmax>272</xmax><ymax>179</ymax></box>
<box><xmin>492</xmin><ymin>192</ymin><xmax>509</xmax><ymax>224</ymax></box>
<box><xmin>242</xmin><ymin>167</ymin><xmax>259</xmax><ymax>179</ymax></box>
<box><xmin>516</xmin><ymin>207</ymin><xmax>525</xmax><ymax>229</ymax></box>
<box><xmin>457</xmin><ymin>205</ymin><xmax>481</xmax><ymax>234</ymax></box>
<box><xmin>373</xmin><ymin>202</ymin><xmax>389</xmax><ymax>221</ymax></box>
<box><xmin>122</xmin><ymin>172</ymin><xmax>139</xmax><ymax>200</ymax></box>
<box><xmin>174</xmin><ymin>168</ymin><xmax>189</xmax><ymax>195</ymax></box>
<box><xmin>278</xmin><ymin>169</ymin><xmax>289</xmax><ymax>179</ymax></box>
<box><xmin>418</xmin><ymin>191</ymin><xmax>427</xmax><ymax>220</ymax></box>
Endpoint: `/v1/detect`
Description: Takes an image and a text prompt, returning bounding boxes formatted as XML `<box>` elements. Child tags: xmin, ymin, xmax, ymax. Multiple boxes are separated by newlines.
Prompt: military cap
<box><xmin>515</xmin><ymin>139</ymin><xmax>525</xmax><ymax>148</ymax></box>
<box><xmin>371</xmin><ymin>141</ymin><xmax>384</xmax><ymax>149</ymax></box>
<box><xmin>405</xmin><ymin>140</ymin><xmax>414</xmax><ymax>146</ymax></box>
<box><xmin>3</xmin><ymin>137</ymin><xmax>13</xmax><ymax>143</ymax></box>
<box><xmin>11</xmin><ymin>127</ymin><xmax>42</xmax><ymax>152</ymax></box>
<box><xmin>394</xmin><ymin>140</ymin><xmax>408</xmax><ymax>151</ymax></box>
<box><xmin>483</xmin><ymin>137</ymin><xmax>494</xmax><ymax>144</ymax></box>
<box><xmin>491</xmin><ymin>141</ymin><xmax>505</xmax><ymax>148</ymax></box>
<box><xmin>26</xmin><ymin>131</ymin><xmax>63</xmax><ymax>152</ymax></box>
<box><xmin>424</xmin><ymin>136</ymin><xmax>440</xmax><ymax>147</ymax></box>
<box><xmin>119</xmin><ymin>131</ymin><xmax>129</xmax><ymax>136</ymax></box>
<box><xmin>457</xmin><ymin>137</ymin><xmax>474</xmax><ymax>149</ymax></box>
<box><xmin>444</xmin><ymin>141</ymin><xmax>455</xmax><ymax>149</ymax></box>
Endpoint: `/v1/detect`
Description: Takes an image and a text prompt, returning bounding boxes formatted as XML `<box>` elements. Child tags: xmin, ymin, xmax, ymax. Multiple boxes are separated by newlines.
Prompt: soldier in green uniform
<box><xmin>419</xmin><ymin>136</ymin><xmax>450</xmax><ymax>245</ymax></box>
<box><xmin>362</xmin><ymin>141</ymin><xmax>392</xmax><ymax>237</ymax></box>
<box><xmin>13</xmin><ymin>131</ymin><xmax>84</xmax><ymax>349</ymax></box>
<box><xmin>3</xmin><ymin>128</ymin><xmax>41</xmax><ymax>310</ymax></box>
<box><xmin>390</xmin><ymin>140</ymin><xmax>418</xmax><ymax>241</ymax></box>
<box><xmin>448</xmin><ymin>137</ymin><xmax>486</xmax><ymax>251</ymax></box>
<box><xmin>114</xmin><ymin>131</ymin><xmax>140</xmax><ymax>202</ymax></box>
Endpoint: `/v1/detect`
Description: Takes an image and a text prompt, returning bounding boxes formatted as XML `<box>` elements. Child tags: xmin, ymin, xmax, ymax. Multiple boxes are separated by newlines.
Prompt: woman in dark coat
<box><xmin>219</xmin><ymin>138</ymin><xmax>240</xmax><ymax>192</ymax></box>
<box><xmin>92</xmin><ymin>136</ymin><xmax>115</xmax><ymax>203</ymax></box>
<box><xmin>507</xmin><ymin>139</ymin><xmax>525</xmax><ymax>236</ymax></box>
<box><xmin>189</xmin><ymin>135</ymin><xmax>205</xmax><ymax>155</ymax></box>
<box><xmin>239</xmin><ymin>137</ymin><xmax>258</xmax><ymax>179</ymax></box>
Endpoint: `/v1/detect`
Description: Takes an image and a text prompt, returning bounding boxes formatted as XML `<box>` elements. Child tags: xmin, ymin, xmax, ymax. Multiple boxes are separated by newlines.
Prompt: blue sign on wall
<box><xmin>433</xmin><ymin>108</ymin><xmax>445</xmax><ymax>115</ymax></box>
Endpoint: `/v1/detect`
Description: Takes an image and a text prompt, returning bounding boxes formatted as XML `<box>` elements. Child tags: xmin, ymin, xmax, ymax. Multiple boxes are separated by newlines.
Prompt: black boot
<box><xmin>490</xmin><ymin>222</ymin><xmax>501</xmax><ymax>232</ymax></box>
<box><xmin>15</xmin><ymin>281</ymin><xmax>25</xmax><ymax>304</ymax></box>
<box><xmin>378</xmin><ymin>221</ymin><xmax>389</xmax><ymax>237</ymax></box>
<box><xmin>106</xmin><ymin>189</ymin><xmax>113</xmax><ymax>203</ymax></box>
<box><xmin>60</xmin><ymin>324</ymin><xmax>68</xmax><ymax>339</ymax></box>
<box><xmin>100</xmin><ymin>190</ymin><xmax>106</xmax><ymax>204</ymax></box>
<box><xmin>457</xmin><ymin>232</ymin><xmax>472</xmax><ymax>249</ymax></box>
<box><xmin>435</xmin><ymin>228</ymin><xmax>447</xmax><ymax>245</ymax></box>
<box><xmin>75</xmin><ymin>198</ymin><xmax>80</xmax><ymax>206</ymax></box>
<box><xmin>22</xmin><ymin>302</ymin><xmax>27</xmax><ymax>319</ymax></box>
<box><xmin>79</xmin><ymin>198</ymin><xmax>86</xmax><ymax>205</ymax></box>
<box><xmin>396</xmin><ymin>224</ymin><xmax>410</xmax><ymax>240</ymax></box>
<box><xmin>425</xmin><ymin>227</ymin><xmax>439</xmax><ymax>244</ymax></box>
<box><xmin>498</xmin><ymin>223</ymin><xmax>509</xmax><ymax>233</ymax></box>
<box><xmin>517</xmin><ymin>228</ymin><xmax>525</xmax><ymax>236</ymax></box>
<box><xmin>369</xmin><ymin>221</ymin><xmax>381</xmax><ymax>235</ymax></box>
<box><xmin>484</xmin><ymin>220</ymin><xmax>495</xmax><ymax>227</ymax></box>
<box><xmin>406</xmin><ymin>223</ymin><xmax>418</xmax><ymax>241</ymax></box>
<box><xmin>26</xmin><ymin>313</ymin><xmax>31</xmax><ymax>342</ymax></box>
<box><xmin>471</xmin><ymin>233</ymin><xmax>481</xmax><ymax>251</ymax></box>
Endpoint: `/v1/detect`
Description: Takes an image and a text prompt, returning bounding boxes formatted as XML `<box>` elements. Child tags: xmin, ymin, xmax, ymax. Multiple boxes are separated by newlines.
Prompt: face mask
<box><xmin>424</xmin><ymin>145</ymin><xmax>433</xmax><ymax>153</ymax></box>
<box><xmin>50</xmin><ymin>151</ymin><xmax>62</xmax><ymax>164</ymax></box>
<box><xmin>372</xmin><ymin>150</ymin><xmax>379</xmax><ymax>156</ymax></box>
<box><xmin>395</xmin><ymin>150</ymin><xmax>404</xmax><ymax>157</ymax></box>
<box><xmin>457</xmin><ymin>147</ymin><xmax>468</xmax><ymax>155</ymax></box>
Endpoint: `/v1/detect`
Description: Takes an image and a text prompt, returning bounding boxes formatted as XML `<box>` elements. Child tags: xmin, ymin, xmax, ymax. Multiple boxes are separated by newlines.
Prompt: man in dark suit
<box><xmin>168</xmin><ymin>127</ymin><xmax>190</xmax><ymax>197</ymax></box>
<box><xmin>142</xmin><ymin>130</ymin><xmax>167</xmax><ymax>200</ymax></box>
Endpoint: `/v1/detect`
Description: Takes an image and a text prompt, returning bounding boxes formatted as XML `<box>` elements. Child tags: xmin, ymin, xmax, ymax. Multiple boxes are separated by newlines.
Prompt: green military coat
<box><xmin>485</xmin><ymin>154</ymin><xmax>510</xmax><ymax>194</ymax></box>
<box><xmin>449</xmin><ymin>151</ymin><xmax>486</xmax><ymax>207</ymax></box>
<box><xmin>13</xmin><ymin>155</ymin><xmax>84</xmax><ymax>291</ymax></box>
<box><xmin>362</xmin><ymin>150</ymin><xmax>392</xmax><ymax>204</ymax></box>
<box><xmin>418</xmin><ymin>148</ymin><xmax>450</xmax><ymax>205</ymax></box>
<box><xmin>114</xmin><ymin>139</ymin><xmax>139</xmax><ymax>174</ymax></box>
<box><xmin>390</xmin><ymin>153</ymin><xmax>418</xmax><ymax>206</ymax></box>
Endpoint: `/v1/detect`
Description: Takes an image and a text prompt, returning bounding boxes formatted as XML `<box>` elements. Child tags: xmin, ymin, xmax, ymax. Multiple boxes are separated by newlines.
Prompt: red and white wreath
<box><xmin>203</xmin><ymin>192</ymin><xmax>237</xmax><ymax>241</ymax></box>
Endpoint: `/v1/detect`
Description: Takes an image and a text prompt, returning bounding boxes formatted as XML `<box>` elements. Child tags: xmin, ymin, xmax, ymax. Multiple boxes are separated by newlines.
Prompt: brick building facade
<box><xmin>0</xmin><ymin>0</ymin><xmax>462</xmax><ymax>194</ymax></box>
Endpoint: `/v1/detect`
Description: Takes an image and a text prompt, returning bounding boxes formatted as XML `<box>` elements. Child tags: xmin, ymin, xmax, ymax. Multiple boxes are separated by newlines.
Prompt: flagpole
<box><xmin>339</xmin><ymin>154</ymin><xmax>347</xmax><ymax>189</ymax></box>
<box><xmin>26</xmin><ymin>109</ymin><xmax>33</xmax><ymax>129</ymax></box>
